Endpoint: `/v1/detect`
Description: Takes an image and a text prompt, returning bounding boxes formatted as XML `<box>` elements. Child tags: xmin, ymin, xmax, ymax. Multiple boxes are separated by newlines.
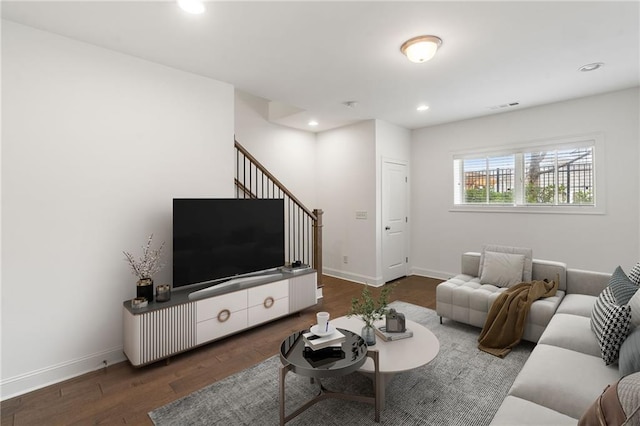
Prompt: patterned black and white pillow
<box><xmin>591</xmin><ymin>286</ymin><xmax>632</xmax><ymax>365</ymax></box>
<box><xmin>610</xmin><ymin>266</ymin><xmax>640</xmax><ymax>305</ymax></box>
<box><xmin>629</xmin><ymin>262</ymin><xmax>640</xmax><ymax>286</ymax></box>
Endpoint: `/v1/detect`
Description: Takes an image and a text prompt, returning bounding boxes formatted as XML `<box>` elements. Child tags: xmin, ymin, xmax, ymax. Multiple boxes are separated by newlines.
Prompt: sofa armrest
<box><xmin>566</xmin><ymin>268</ymin><xmax>610</xmax><ymax>296</ymax></box>
<box><xmin>461</xmin><ymin>252</ymin><xmax>481</xmax><ymax>276</ymax></box>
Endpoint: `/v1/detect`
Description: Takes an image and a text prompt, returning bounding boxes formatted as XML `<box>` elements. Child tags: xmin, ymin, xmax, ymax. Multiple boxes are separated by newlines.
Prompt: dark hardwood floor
<box><xmin>1</xmin><ymin>275</ymin><xmax>441</xmax><ymax>425</ymax></box>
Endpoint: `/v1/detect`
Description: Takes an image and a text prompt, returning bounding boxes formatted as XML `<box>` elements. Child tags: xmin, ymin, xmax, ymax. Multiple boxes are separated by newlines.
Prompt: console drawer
<box><xmin>248</xmin><ymin>295</ymin><xmax>289</xmax><ymax>326</ymax></box>
<box><xmin>196</xmin><ymin>289</ymin><xmax>247</xmax><ymax>322</ymax></box>
<box><xmin>248</xmin><ymin>279</ymin><xmax>288</xmax><ymax>307</ymax></box>
<box><xmin>196</xmin><ymin>310</ymin><xmax>248</xmax><ymax>344</ymax></box>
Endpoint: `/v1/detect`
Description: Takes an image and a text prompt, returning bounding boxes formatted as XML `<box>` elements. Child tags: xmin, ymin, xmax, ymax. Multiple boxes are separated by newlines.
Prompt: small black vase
<box><xmin>136</xmin><ymin>278</ymin><xmax>154</xmax><ymax>302</ymax></box>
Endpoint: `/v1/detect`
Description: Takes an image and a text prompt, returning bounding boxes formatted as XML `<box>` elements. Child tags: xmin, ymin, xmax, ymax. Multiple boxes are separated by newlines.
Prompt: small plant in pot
<box><xmin>348</xmin><ymin>284</ymin><xmax>393</xmax><ymax>346</ymax></box>
<box><xmin>123</xmin><ymin>234</ymin><xmax>165</xmax><ymax>302</ymax></box>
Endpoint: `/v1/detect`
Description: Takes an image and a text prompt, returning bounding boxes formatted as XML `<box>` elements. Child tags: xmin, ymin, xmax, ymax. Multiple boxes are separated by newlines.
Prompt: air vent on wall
<box><xmin>488</xmin><ymin>102</ymin><xmax>520</xmax><ymax>110</ymax></box>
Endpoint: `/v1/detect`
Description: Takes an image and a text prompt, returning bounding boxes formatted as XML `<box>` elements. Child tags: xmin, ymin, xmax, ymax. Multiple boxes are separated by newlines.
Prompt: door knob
<box><xmin>385</xmin><ymin>226</ymin><xmax>391</xmax><ymax>230</ymax></box>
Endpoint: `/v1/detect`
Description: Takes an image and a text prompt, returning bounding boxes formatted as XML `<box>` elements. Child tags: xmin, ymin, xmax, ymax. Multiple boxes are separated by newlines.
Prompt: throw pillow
<box><xmin>578</xmin><ymin>372</ymin><xmax>640</xmax><ymax>426</ymax></box>
<box><xmin>609</xmin><ymin>266</ymin><xmax>639</xmax><ymax>306</ymax></box>
<box><xmin>590</xmin><ymin>286</ymin><xmax>632</xmax><ymax>365</ymax></box>
<box><xmin>629</xmin><ymin>290</ymin><xmax>640</xmax><ymax>328</ymax></box>
<box><xmin>478</xmin><ymin>245</ymin><xmax>533</xmax><ymax>282</ymax></box>
<box><xmin>629</xmin><ymin>262</ymin><xmax>640</xmax><ymax>286</ymax></box>
<box><xmin>620</xmin><ymin>328</ymin><xmax>640</xmax><ymax>376</ymax></box>
<box><xmin>479</xmin><ymin>251</ymin><xmax>526</xmax><ymax>287</ymax></box>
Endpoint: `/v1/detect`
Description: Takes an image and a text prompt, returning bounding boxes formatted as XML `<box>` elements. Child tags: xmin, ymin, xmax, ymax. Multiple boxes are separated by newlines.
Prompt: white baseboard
<box><xmin>323</xmin><ymin>267</ymin><xmax>451</xmax><ymax>286</ymax></box>
<box><xmin>322</xmin><ymin>267</ymin><xmax>384</xmax><ymax>287</ymax></box>
<box><xmin>1</xmin><ymin>346</ymin><xmax>126</xmax><ymax>401</ymax></box>
<box><xmin>409</xmin><ymin>267</ymin><xmax>453</xmax><ymax>281</ymax></box>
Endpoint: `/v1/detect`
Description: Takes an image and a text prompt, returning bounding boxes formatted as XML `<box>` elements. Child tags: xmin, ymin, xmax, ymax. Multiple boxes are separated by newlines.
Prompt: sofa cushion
<box><xmin>609</xmin><ymin>266</ymin><xmax>639</xmax><ymax>305</ymax></box>
<box><xmin>479</xmin><ymin>244</ymin><xmax>533</xmax><ymax>282</ymax></box>
<box><xmin>490</xmin><ymin>396</ymin><xmax>578</xmax><ymax>425</ymax></box>
<box><xmin>556</xmin><ymin>293</ymin><xmax>597</xmax><ymax>317</ymax></box>
<box><xmin>480</xmin><ymin>251</ymin><xmax>526</xmax><ymax>287</ymax></box>
<box><xmin>508</xmin><ymin>344</ymin><xmax>620</xmax><ymax>419</ymax></box>
<box><xmin>591</xmin><ymin>286</ymin><xmax>632</xmax><ymax>365</ymax></box>
<box><xmin>620</xmin><ymin>328</ymin><xmax>640</xmax><ymax>376</ymax></box>
<box><xmin>539</xmin><ymin>313</ymin><xmax>602</xmax><ymax>357</ymax></box>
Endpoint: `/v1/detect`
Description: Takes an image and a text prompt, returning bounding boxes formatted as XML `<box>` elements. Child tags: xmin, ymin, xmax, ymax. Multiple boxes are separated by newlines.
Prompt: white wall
<box><xmin>316</xmin><ymin>119</ymin><xmax>411</xmax><ymax>285</ymax></box>
<box><xmin>317</xmin><ymin>121</ymin><xmax>377</xmax><ymax>283</ymax></box>
<box><xmin>234</xmin><ymin>90</ymin><xmax>317</xmax><ymax>209</ymax></box>
<box><xmin>410</xmin><ymin>88</ymin><xmax>640</xmax><ymax>279</ymax></box>
<box><xmin>1</xmin><ymin>21</ymin><xmax>234</xmax><ymax>399</ymax></box>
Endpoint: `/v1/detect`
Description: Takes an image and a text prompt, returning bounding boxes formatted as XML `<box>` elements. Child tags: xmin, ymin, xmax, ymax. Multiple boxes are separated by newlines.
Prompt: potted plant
<box><xmin>123</xmin><ymin>234</ymin><xmax>165</xmax><ymax>302</ymax></box>
<box><xmin>348</xmin><ymin>284</ymin><xmax>393</xmax><ymax>345</ymax></box>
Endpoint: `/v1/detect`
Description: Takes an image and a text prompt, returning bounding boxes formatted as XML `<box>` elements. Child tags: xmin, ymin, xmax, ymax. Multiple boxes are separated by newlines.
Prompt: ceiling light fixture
<box><xmin>578</xmin><ymin>62</ymin><xmax>604</xmax><ymax>72</ymax></box>
<box><xmin>308</xmin><ymin>120</ymin><xmax>319</xmax><ymax>127</ymax></box>
<box><xmin>400</xmin><ymin>35</ymin><xmax>442</xmax><ymax>63</ymax></box>
<box><xmin>178</xmin><ymin>0</ymin><xmax>205</xmax><ymax>15</ymax></box>
<box><xmin>417</xmin><ymin>105</ymin><xmax>429</xmax><ymax>112</ymax></box>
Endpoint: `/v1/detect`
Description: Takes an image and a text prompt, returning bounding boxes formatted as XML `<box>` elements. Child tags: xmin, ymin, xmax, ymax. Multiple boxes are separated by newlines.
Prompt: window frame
<box><xmin>450</xmin><ymin>133</ymin><xmax>605</xmax><ymax>215</ymax></box>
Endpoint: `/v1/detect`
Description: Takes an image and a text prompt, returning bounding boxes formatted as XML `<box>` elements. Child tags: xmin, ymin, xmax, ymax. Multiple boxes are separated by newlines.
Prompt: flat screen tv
<box><xmin>173</xmin><ymin>198</ymin><xmax>285</xmax><ymax>290</ymax></box>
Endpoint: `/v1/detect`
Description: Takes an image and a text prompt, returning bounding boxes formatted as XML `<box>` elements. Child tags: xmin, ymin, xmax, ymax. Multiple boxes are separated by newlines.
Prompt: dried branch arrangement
<box><xmin>123</xmin><ymin>234</ymin><xmax>165</xmax><ymax>280</ymax></box>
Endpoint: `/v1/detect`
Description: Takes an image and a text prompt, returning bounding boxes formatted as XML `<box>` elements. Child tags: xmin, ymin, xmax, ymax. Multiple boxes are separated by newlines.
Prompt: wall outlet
<box><xmin>343</xmin><ymin>256</ymin><xmax>348</xmax><ymax>264</ymax></box>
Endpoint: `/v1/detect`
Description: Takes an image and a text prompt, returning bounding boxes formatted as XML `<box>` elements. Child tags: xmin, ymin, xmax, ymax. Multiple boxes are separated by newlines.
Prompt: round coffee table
<box><xmin>330</xmin><ymin>316</ymin><xmax>440</xmax><ymax>408</ymax></box>
<box><xmin>278</xmin><ymin>328</ymin><xmax>381</xmax><ymax>424</ymax></box>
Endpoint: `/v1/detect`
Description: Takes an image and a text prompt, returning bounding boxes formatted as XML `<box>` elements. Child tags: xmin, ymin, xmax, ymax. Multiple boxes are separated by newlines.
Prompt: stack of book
<box><xmin>303</xmin><ymin>329</ymin><xmax>346</xmax><ymax>350</ymax></box>
<box><xmin>375</xmin><ymin>326</ymin><xmax>413</xmax><ymax>341</ymax></box>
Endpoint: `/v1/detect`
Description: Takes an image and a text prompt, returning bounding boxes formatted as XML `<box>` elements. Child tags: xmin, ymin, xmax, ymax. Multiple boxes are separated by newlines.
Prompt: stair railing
<box><xmin>234</xmin><ymin>141</ymin><xmax>323</xmax><ymax>287</ymax></box>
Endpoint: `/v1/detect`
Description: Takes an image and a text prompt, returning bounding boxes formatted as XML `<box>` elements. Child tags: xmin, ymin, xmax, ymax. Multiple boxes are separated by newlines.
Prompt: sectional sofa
<box><xmin>436</xmin><ymin>251</ymin><xmax>637</xmax><ymax>424</ymax></box>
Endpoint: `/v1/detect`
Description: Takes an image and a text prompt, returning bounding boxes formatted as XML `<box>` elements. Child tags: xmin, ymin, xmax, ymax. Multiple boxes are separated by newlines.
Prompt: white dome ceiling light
<box><xmin>400</xmin><ymin>35</ymin><xmax>442</xmax><ymax>63</ymax></box>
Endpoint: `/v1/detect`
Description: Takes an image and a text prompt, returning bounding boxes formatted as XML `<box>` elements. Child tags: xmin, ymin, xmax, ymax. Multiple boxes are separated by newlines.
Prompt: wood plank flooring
<box><xmin>1</xmin><ymin>275</ymin><xmax>441</xmax><ymax>425</ymax></box>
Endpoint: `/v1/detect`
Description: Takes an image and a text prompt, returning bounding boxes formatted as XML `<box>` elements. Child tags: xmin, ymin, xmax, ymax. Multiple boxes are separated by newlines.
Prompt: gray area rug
<box><xmin>149</xmin><ymin>301</ymin><xmax>534</xmax><ymax>425</ymax></box>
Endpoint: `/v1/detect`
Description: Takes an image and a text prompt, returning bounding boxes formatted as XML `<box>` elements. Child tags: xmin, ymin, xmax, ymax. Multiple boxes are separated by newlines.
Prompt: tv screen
<box><xmin>173</xmin><ymin>198</ymin><xmax>285</xmax><ymax>289</ymax></box>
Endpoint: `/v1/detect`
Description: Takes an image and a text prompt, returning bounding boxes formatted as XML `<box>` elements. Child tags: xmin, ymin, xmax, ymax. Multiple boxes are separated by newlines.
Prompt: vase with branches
<box><xmin>123</xmin><ymin>234</ymin><xmax>165</xmax><ymax>302</ymax></box>
<box><xmin>348</xmin><ymin>284</ymin><xmax>393</xmax><ymax>345</ymax></box>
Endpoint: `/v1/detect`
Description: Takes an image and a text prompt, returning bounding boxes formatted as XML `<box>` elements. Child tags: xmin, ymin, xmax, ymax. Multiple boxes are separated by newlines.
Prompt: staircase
<box><xmin>234</xmin><ymin>141</ymin><xmax>323</xmax><ymax>287</ymax></box>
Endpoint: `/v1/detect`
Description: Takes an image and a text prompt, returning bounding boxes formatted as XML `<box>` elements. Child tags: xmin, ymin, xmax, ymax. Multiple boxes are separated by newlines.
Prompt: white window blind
<box><xmin>453</xmin><ymin>140</ymin><xmax>596</xmax><ymax>210</ymax></box>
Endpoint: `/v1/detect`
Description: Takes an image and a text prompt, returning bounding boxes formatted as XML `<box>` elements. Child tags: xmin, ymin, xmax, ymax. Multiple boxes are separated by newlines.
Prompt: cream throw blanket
<box><xmin>478</xmin><ymin>279</ymin><xmax>558</xmax><ymax>358</ymax></box>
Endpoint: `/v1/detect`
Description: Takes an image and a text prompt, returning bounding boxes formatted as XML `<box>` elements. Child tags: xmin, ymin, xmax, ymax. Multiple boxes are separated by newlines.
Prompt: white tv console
<box><xmin>123</xmin><ymin>269</ymin><xmax>317</xmax><ymax>367</ymax></box>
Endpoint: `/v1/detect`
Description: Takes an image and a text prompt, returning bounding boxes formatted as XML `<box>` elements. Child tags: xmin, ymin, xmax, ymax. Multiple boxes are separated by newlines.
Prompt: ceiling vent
<box><xmin>488</xmin><ymin>102</ymin><xmax>520</xmax><ymax>110</ymax></box>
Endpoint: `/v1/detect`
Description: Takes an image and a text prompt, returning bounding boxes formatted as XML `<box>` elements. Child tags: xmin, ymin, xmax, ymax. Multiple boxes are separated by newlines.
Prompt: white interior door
<box><xmin>382</xmin><ymin>160</ymin><xmax>408</xmax><ymax>283</ymax></box>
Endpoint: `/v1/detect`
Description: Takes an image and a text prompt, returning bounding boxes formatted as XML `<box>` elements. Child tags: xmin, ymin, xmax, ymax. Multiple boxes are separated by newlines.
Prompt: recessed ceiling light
<box><xmin>578</xmin><ymin>62</ymin><xmax>604</xmax><ymax>72</ymax></box>
<box><xmin>178</xmin><ymin>0</ymin><xmax>205</xmax><ymax>14</ymax></box>
<box><xmin>417</xmin><ymin>105</ymin><xmax>429</xmax><ymax>112</ymax></box>
<box><xmin>308</xmin><ymin>120</ymin><xmax>319</xmax><ymax>127</ymax></box>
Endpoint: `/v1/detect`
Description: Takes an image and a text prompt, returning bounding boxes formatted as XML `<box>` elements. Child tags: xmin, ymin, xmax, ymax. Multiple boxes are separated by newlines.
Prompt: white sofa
<box><xmin>436</xmin><ymin>252</ymin><xmax>625</xmax><ymax>424</ymax></box>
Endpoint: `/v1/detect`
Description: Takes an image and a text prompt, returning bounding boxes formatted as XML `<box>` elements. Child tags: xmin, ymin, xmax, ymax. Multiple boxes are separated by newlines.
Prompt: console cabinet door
<box><xmin>289</xmin><ymin>272</ymin><xmax>318</xmax><ymax>312</ymax></box>
<box><xmin>196</xmin><ymin>290</ymin><xmax>248</xmax><ymax>345</ymax></box>
<box><xmin>247</xmin><ymin>279</ymin><xmax>289</xmax><ymax>326</ymax></box>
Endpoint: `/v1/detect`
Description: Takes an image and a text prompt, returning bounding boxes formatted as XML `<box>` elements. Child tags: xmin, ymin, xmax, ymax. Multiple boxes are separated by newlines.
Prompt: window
<box><xmin>453</xmin><ymin>138</ymin><xmax>597</xmax><ymax>211</ymax></box>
